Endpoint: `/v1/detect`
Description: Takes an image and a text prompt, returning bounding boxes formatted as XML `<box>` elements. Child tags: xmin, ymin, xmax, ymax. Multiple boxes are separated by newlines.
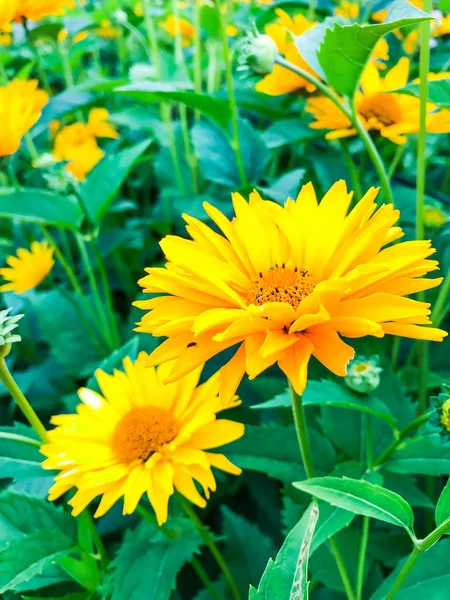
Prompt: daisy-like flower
<box><xmin>307</xmin><ymin>58</ymin><xmax>450</xmax><ymax>144</ymax></box>
<box><xmin>136</xmin><ymin>182</ymin><xmax>447</xmax><ymax>406</ymax></box>
<box><xmin>41</xmin><ymin>353</ymin><xmax>244</xmax><ymax>525</ymax></box>
<box><xmin>13</xmin><ymin>0</ymin><xmax>74</xmax><ymax>22</ymax></box>
<box><xmin>345</xmin><ymin>355</ymin><xmax>382</xmax><ymax>394</ymax></box>
<box><xmin>0</xmin><ymin>79</ymin><xmax>48</xmax><ymax>157</ymax></box>
<box><xmin>0</xmin><ymin>241</ymin><xmax>54</xmax><ymax>294</ymax></box>
<box><xmin>160</xmin><ymin>15</ymin><xmax>195</xmax><ymax>47</ymax></box>
<box><xmin>52</xmin><ymin>108</ymin><xmax>119</xmax><ymax>181</ymax></box>
<box><xmin>256</xmin><ymin>9</ymin><xmax>319</xmax><ymax>95</ymax></box>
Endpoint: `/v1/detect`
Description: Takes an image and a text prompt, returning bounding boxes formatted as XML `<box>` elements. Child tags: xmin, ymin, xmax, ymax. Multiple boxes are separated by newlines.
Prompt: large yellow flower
<box><xmin>41</xmin><ymin>353</ymin><xmax>244</xmax><ymax>525</ymax></box>
<box><xmin>13</xmin><ymin>0</ymin><xmax>74</xmax><ymax>21</ymax></box>
<box><xmin>256</xmin><ymin>9</ymin><xmax>318</xmax><ymax>95</ymax></box>
<box><xmin>0</xmin><ymin>0</ymin><xmax>17</xmax><ymax>28</ymax></box>
<box><xmin>307</xmin><ymin>58</ymin><xmax>450</xmax><ymax>144</ymax></box>
<box><xmin>0</xmin><ymin>241</ymin><xmax>54</xmax><ymax>293</ymax></box>
<box><xmin>136</xmin><ymin>182</ymin><xmax>447</xmax><ymax>405</ymax></box>
<box><xmin>0</xmin><ymin>79</ymin><xmax>48</xmax><ymax>157</ymax></box>
<box><xmin>52</xmin><ymin>108</ymin><xmax>119</xmax><ymax>181</ymax></box>
<box><xmin>160</xmin><ymin>15</ymin><xmax>195</xmax><ymax>47</ymax></box>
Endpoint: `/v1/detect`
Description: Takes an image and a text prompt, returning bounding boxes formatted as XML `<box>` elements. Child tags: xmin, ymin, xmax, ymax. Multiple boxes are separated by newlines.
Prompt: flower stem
<box><xmin>22</xmin><ymin>19</ymin><xmax>51</xmax><ymax>94</ymax></box>
<box><xmin>191</xmin><ymin>557</ymin><xmax>223</xmax><ymax>600</ymax></box>
<box><xmin>0</xmin><ymin>430</ymin><xmax>41</xmax><ymax>447</ymax></box>
<box><xmin>274</xmin><ymin>56</ymin><xmax>393</xmax><ymax>204</ymax></box>
<box><xmin>340</xmin><ymin>141</ymin><xmax>362</xmax><ymax>202</ymax></box>
<box><xmin>384</xmin><ymin>547</ymin><xmax>421</xmax><ymax>600</ymax></box>
<box><xmin>177</xmin><ymin>495</ymin><xmax>242</xmax><ymax>600</ymax></box>
<box><xmin>218</xmin><ymin>2</ymin><xmax>247</xmax><ymax>187</ymax></box>
<box><xmin>288</xmin><ymin>382</ymin><xmax>315</xmax><ymax>479</ymax></box>
<box><xmin>329</xmin><ymin>538</ymin><xmax>357</xmax><ymax>600</ymax></box>
<box><xmin>373</xmin><ymin>412</ymin><xmax>432</xmax><ymax>467</ymax></box>
<box><xmin>356</xmin><ymin>517</ymin><xmax>370</xmax><ymax>600</ymax></box>
<box><xmin>194</xmin><ymin>0</ymin><xmax>203</xmax><ymax>118</ymax></box>
<box><xmin>431</xmin><ymin>269</ymin><xmax>450</xmax><ymax>327</ymax></box>
<box><xmin>0</xmin><ymin>355</ymin><xmax>48</xmax><ymax>443</ymax></box>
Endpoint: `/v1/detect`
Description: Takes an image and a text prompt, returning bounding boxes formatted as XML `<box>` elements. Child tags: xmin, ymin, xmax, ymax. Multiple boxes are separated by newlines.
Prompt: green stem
<box><xmin>329</xmin><ymin>538</ymin><xmax>356</xmax><ymax>600</ymax></box>
<box><xmin>218</xmin><ymin>2</ymin><xmax>247</xmax><ymax>187</ymax></box>
<box><xmin>90</xmin><ymin>242</ymin><xmax>121</xmax><ymax>349</ymax></box>
<box><xmin>340</xmin><ymin>141</ymin><xmax>362</xmax><ymax>202</ymax></box>
<box><xmin>274</xmin><ymin>56</ymin><xmax>394</xmax><ymax>204</ymax></box>
<box><xmin>0</xmin><ymin>356</ymin><xmax>48</xmax><ymax>443</ymax></box>
<box><xmin>288</xmin><ymin>383</ymin><xmax>315</xmax><ymax>479</ymax></box>
<box><xmin>178</xmin><ymin>495</ymin><xmax>242</xmax><ymax>600</ymax></box>
<box><xmin>24</xmin><ymin>133</ymin><xmax>39</xmax><ymax>162</ymax></box>
<box><xmin>0</xmin><ymin>430</ymin><xmax>41</xmax><ymax>447</ymax></box>
<box><xmin>388</xmin><ymin>144</ymin><xmax>406</xmax><ymax>181</ymax></box>
<box><xmin>431</xmin><ymin>268</ymin><xmax>450</xmax><ymax>327</ymax></box>
<box><xmin>84</xmin><ymin>509</ymin><xmax>109</xmax><ymax>570</ymax></box>
<box><xmin>356</xmin><ymin>517</ymin><xmax>370</xmax><ymax>600</ymax></box>
<box><xmin>391</xmin><ymin>337</ymin><xmax>401</xmax><ymax>368</ymax></box>
<box><xmin>194</xmin><ymin>0</ymin><xmax>203</xmax><ymax>118</ymax></box>
<box><xmin>385</xmin><ymin>547</ymin><xmax>421</xmax><ymax>600</ymax></box>
<box><xmin>22</xmin><ymin>19</ymin><xmax>51</xmax><ymax>94</ymax></box>
<box><xmin>373</xmin><ymin>412</ymin><xmax>431</xmax><ymax>467</ymax></box>
<box><xmin>191</xmin><ymin>557</ymin><xmax>223</xmax><ymax>600</ymax></box>
<box><xmin>307</xmin><ymin>0</ymin><xmax>318</xmax><ymax>21</ymax></box>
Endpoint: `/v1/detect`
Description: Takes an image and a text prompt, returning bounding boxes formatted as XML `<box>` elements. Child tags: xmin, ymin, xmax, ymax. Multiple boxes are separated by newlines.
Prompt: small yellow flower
<box><xmin>52</xmin><ymin>109</ymin><xmax>118</xmax><ymax>181</ymax></box>
<box><xmin>0</xmin><ymin>79</ymin><xmax>48</xmax><ymax>157</ymax></box>
<box><xmin>0</xmin><ymin>242</ymin><xmax>54</xmax><ymax>294</ymax></box>
<box><xmin>13</xmin><ymin>0</ymin><xmax>74</xmax><ymax>22</ymax></box>
<box><xmin>307</xmin><ymin>58</ymin><xmax>450</xmax><ymax>144</ymax></box>
<box><xmin>97</xmin><ymin>19</ymin><xmax>121</xmax><ymax>39</ymax></box>
<box><xmin>424</xmin><ymin>204</ymin><xmax>447</xmax><ymax>228</ymax></box>
<box><xmin>0</xmin><ymin>22</ymin><xmax>12</xmax><ymax>46</ymax></box>
<box><xmin>227</xmin><ymin>24</ymin><xmax>238</xmax><ymax>37</ymax></box>
<box><xmin>334</xmin><ymin>1</ymin><xmax>359</xmax><ymax>19</ymax></box>
<box><xmin>136</xmin><ymin>181</ymin><xmax>447</xmax><ymax>405</ymax></box>
<box><xmin>433</xmin><ymin>14</ymin><xmax>450</xmax><ymax>38</ymax></box>
<box><xmin>41</xmin><ymin>353</ymin><xmax>244</xmax><ymax>524</ymax></box>
<box><xmin>441</xmin><ymin>399</ymin><xmax>450</xmax><ymax>432</ymax></box>
<box><xmin>256</xmin><ymin>9</ymin><xmax>318</xmax><ymax>96</ymax></box>
<box><xmin>160</xmin><ymin>15</ymin><xmax>195</xmax><ymax>47</ymax></box>
<box><xmin>0</xmin><ymin>0</ymin><xmax>17</xmax><ymax>28</ymax></box>
<box><xmin>57</xmin><ymin>28</ymin><xmax>87</xmax><ymax>44</ymax></box>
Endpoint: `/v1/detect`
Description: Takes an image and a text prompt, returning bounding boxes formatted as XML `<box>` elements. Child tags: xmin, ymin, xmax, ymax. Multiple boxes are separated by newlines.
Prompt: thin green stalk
<box><xmin>365</xmin><ymin>414</ymin><xmax>373</xmax><ymax>470</ymax></box>
<box><xmin>90</xmin><ymin>242</ymin><xmax>121</xmax><ymax>349</ymax></box>
<box><xmin>76</xmin><ymin>235</ymin><xmax>115</xmax><ymax>351</ymax></box>
<box><xmin>373</xmin><ymin>412</ymin><xmax>431</xmax><ymax>467</ymax></box>
<box><xmin>356</xmin><ymin>517</ymin><xmax>370</xmax><ymax>600</ymax></box>
<box><xmin>0</xmin><ymin>430</ymin><xmax>41</xmax><ymax>448</ymax></box>
<box><xmin>22</xmin><ymin>19</ymin><xmax>51</xmax><ymax>94</ymax></box>
<box><xmin>340</xmin><ymin>141</ymin><xmax>362</xmax><ymax>201</ymax></box>
<box><xmin>83</xmin><ymin>509</ymin><xmax>109</xmax><ymax>570</ymax></box>
<box><xmin>218</xmin><ymin>2</ymin><xmax>247</xmax><ymax>187</ymax></box>
<box><xmin>391</xmin><ymin>337</ymin><xmax>401</xmax><ymax>368</ymax></box>
<box><xmin>329</xmin><ymin>538</ymin><xmax>356</xmax><ymax>600</ymax></box>
<box><xmin>194</xmin><ymin>0</ymin><xmax>203</xmax><ymax>117</ymax></box>
<box><xmin>24</xmin><ymin>133</ymin><xmax>39</xmax><ymax>162</ymax></box>
<box><xmin>274</xmin><ymin>56</ymin><xmax>394</xmax><ymax>205</ymax></box>
<box><xmin>0</xmin><ymin>353</ymin><xmax>48</xmax><ymax>443</ymax></box>
<box><xmin>307</xmin><ymin>0</ymin><xmax>318</xmax><ymax>21</ymax></box>
<box><xmin>288</xmin><ymin>383</ymin><xmax>315</xmax><ymax>479</ymax></box>
<box><xmin>385</xmin><ymin>547</ymin><xmax>421</xmax><ymax>600</ymax></box>
<box><xmin>191</xmin><ymin>557</ymin><xmax>223</xmax><ymax>600</ymax></box>
<box><xmin>206</xmin><ymin>40</ymin><xmax>219</xmax><ymax>94</ymax></box>
<box><xmin>431</xmin><ymin>269</ymin><xmax>450</xmax><ymax>327</ymax></box>
<box><xmin>388</xmin><ymin>144</ymin><xmax>406</xmax><ymax>181</ymax></box>
<box><xmin>178</xmin><ymin>495</ymin><xmax>242</xmax><ymax>600</ymax></box>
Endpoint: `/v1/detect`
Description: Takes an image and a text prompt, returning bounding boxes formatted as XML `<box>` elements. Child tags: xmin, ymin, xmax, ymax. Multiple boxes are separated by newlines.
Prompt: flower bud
<box><xmin>423</xmin><ymin>203</ymin><xmax>447</xmax><ymax>229</ymax></box>
<box><xmin>429</xmin><ymin>384</ymin><xmax>450</xmax><ymax>439</ymax></box>
<box><xmin>345</xmin><ymin>355</ymin><xmax>382</xmax><ymax>395</ymax></box>
<box><xmin>239</xmin><ymin>32</ymin><xmax>278</xmax><ymax>76</ymax></box>
<box><xmin>33</xmin><ymin>153</ymin><xmax>58</xmax><ymax>169</ymax></box>
<box><xmin>0</xmin><ymin>308</ymin><xmax>24</xmax><ymax>356</ymax></box>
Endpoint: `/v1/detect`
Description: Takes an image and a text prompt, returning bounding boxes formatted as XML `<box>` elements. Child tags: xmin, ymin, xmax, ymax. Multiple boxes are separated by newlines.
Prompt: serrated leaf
<box><xmin>116</xmin><ymin>82</ymin><xmax>232</xmax><ymax>131</ymax></box>
<box><xmin>0</xmin><ymin>529</ymin><xmax>74</xmax><ymax>593</ymax></box>
<box><xmin>294</xmin><ymin>477</ymin><xmax>414</xmax><ymax>533</ymax></box>
<box><xmin>290</xmin><ymin>502</ymin><xmax>319</xmax><ymax>600</ymax></box>
<box><xmin>106</xmin><ymin>516</ymin><xmax>202</xmax><ymax>600</ymax></box>
<box><xmin>250</xmin><ymin>503</ymin><xmax>317</xmax><ymax>600</ymax></box>
<box><xmin>395</xmin><ymin>77</ymin><xmax>450</xmax><ymax>108</ymax></box>
<box><xmin>296</xmin><ymin>0</ymin><xmax>431</xmax><ymax>98</ymax></box>
<box><xmin>383</xmin><ymin>434</ymin><xmax>450</xmax><ymax>475</ymax></box>
<box><xmin>79</xmin><ymin>140</ymin><xmax>151</xmax><ymax>224</ymax></box>
<box><xmin>435</xmin><ymin>478</ymin><xmax>450</xmax><ymax>529</ymax></box>
<box><xmin>0</xmin><ymin>189</ymin><xmax>83</xmax><ymax>230</ymax></box>
<box><xmin>86</xmin><ymin>337</ymin><xmax>140</xmax><ymax>393</ymax></box>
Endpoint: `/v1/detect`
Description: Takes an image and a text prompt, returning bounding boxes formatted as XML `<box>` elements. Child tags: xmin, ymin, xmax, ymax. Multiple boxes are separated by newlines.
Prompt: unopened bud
<box><xmin>239</xmin><ymin>32</ymin><xmax>278</xmax><ymax>76</ymax></box>
<box><xmin>345</xmin><ymin>355</ymin><xmax>382</xmax><ymax>395</ymax></box>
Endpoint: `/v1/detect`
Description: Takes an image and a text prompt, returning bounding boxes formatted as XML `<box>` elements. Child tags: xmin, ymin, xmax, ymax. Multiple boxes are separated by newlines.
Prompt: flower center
<box><xmin>245</xmin><ymin>265</ymin><xmax>316</xmax><ymax>309</ymax></box>
<box><xmin>359</xmin><ymin>94</ymin><xmax>402</xmax><ymax>127</ymax></box>
<box><xmin>441</xmin><ymin>399</ymin><xmax>450</xmax><ymax>433</ymax></box>
<box><xmin>112</xmin><ymin>406</ymin><xmax>178</xmax><ymax>464</ymax></box>
<box><xmin>354</xmin><ymin>363</ymin><xmax>369</xmax><ymax>373</ymax></box>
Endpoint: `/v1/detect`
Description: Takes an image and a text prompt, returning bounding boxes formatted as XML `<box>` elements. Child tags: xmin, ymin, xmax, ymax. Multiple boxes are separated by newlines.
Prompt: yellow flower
<box><xmin>433</xmin><ymin>14</ymin><xmax>450</xmax><ymax>37</ymax></box>
<box><xmin>41</xmin><ymin>353</ymin><xmax>244</xmax><ymax>524</ymax></box>
<box><xmin>227</xmin><ymin>24</ymin><xmax>238</xmax><ymax>37</ymax></box>
<box><xmin>307</xmin><ymin>58</ymin><xmax>450</xmax><ymax>144</ymax></box>
<box><xmin>0</xmin><ymin>79</ymin><xmax>48</xmax><ymax>157</ymax></box>
<box><xmin>0</xmin><ymin>0</ymin><xmax>17</xmax><ymax>28</ymax></box>
<box><xmin>334</xmin><ymin>1</ymin><xmax>359</xmax><ymax>19</ymax></box>
<box><xmin>372</xmin><ymin>37</ymin><xmax>389</xmax><ymax>69</ymax></box>
<box><xmin>0</xmin><ymin>242</ymin><xmax>54</xmax><ymax>294</ymax></box>
<box><xmin>0</xmin><ymin>23</ymin><xmax>12</xmax><ymax>46</ymax></box>
<box><xmin>13</xmin><ymin>0</ymin><xmax>74</xmax><ymax>22</ymax></box>
<box><xmin>97</xmin><ymin>19</ymin><xmax>121</xmax><ymax>39</ymax></box>
<box><xmin>136</xmin><ymin>182</ymin><xmax>447</xmax><ymax>405</ymax></box>
<box><xmin>402</xmin><ymin>29</ymin><xmax>419</xmax><ymax>54</ymax></box>
<box><xmin>52</xmin><ymin>109</ymin><xmax>118</xmax><ymax>181</ymax></box>
<box><xmin>256</xmin><ymin>9</ymin><xmax>318</xmax><ymax>95</ymax></box>
<box><xmin>160</xmin><ymin>15</ymin><xmax>195</xmax><ymax>47</ymax></box>
<box><xmin>57</xmin><ymin>27</ymin><xmax>87</xmax><ymax>44</ymax></box>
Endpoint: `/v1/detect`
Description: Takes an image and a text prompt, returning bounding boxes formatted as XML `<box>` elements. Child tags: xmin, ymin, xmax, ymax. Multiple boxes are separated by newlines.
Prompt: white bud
<box><xmin>345</xmin><ymin>355</ymin><xmax>382</xmax><ymax>395</ymax></box>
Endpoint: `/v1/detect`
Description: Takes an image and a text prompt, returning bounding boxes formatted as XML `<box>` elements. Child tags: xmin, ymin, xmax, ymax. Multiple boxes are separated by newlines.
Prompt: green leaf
<box><xmin>435</xmin><ymin>478</ymin><xmax>450</xmax><ymax>528</ymax></box>
<box><xmin>293</xmin><ymin>477</ymin><xmax>414</xmax><ymax>533</ymax></box>
<box><xmin>252</xmin><ymin>380</ymin><xmax>397</xmax><ymax>428</ymax></box>
<box><xmin>79</xmin><ymin>139</ymin><xmax>151</xmax><ymax>224</ymax></box>
<box><xmin>0</xmin><ymin>189</ymin><xmax>83</xmax><ymax>230</ymax></box>
<box><xmin>261</xmin><ymin>120</ymin><xmax>320</xmax><ymax>149</ymax></box>
<box><xmin>395</xmin><ymin>77</ymin><xmax>450</xmax><ymax>108</ymax></box>
<box><xmin>0</xmin><ymin>529</ymin><xmax>74</xmax><ymax>594</ymax></box>
<box><xmin>221</xmin><ymin>507</ymin><xmax>276</xmax><ymax>596</ymax></box>
<box><xmin>383</xmin><ymin>434</ymin><xmax>450</xmax><ymax>475</ymax></box>
<box><xmin>296</xmin><ymin>0</ymin><xmax>431</xmax><ymax>98</ymax></box>
<box><xmin>106</xmin><ymin>516</ymin><xmax>202</xmax><ymax>600</ymax></box>
<box><xmin>0</xmin><ymin>424</ymin><xmax>45</xmax><ymax>482</ymax></box>
<box><xmin>116</xmin><ymin>82</ymin><xmax>232</xmax><ymax>131</ymax></box>
<box><xmin>250</xmin><ymin>503</ymin><xmax>317</xmax><ymax>599</ymax></box>
<box><xmin>86</xmin><ymin>337</ymin><xmax>140</xmax><ymax>393</ymax></box>
<box><xmin>310</xmin><ymin>502</ymin><xmax>354</xmax><ymax>553</ymax></box>
<box><xmin>32</xmin><ymin>91</ymin><xmax>97</xmax><ymax>137</ymax></box>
